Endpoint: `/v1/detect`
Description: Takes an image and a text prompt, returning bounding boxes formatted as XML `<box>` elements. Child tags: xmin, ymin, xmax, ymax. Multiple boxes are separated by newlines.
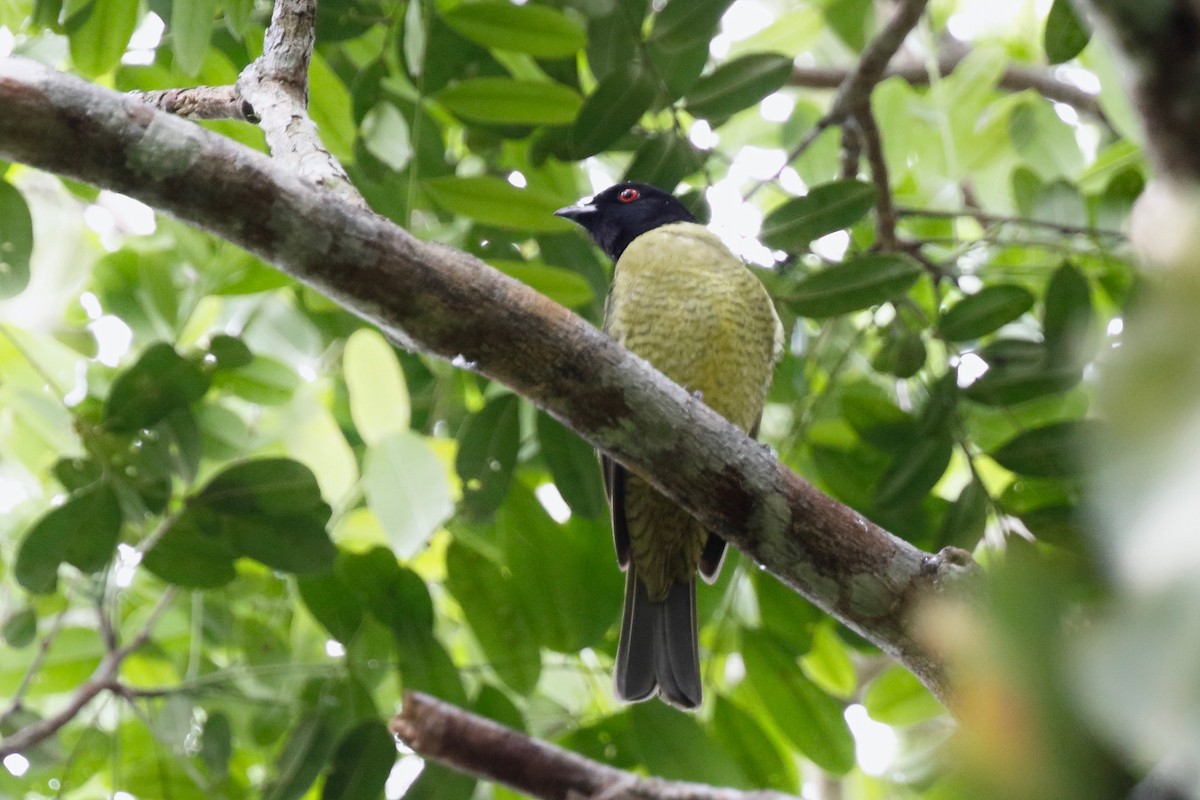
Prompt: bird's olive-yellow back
<box><xmin>604</xmin><ymin>221</ymin><xmax>782</xmax><ymax>600</ymax></box>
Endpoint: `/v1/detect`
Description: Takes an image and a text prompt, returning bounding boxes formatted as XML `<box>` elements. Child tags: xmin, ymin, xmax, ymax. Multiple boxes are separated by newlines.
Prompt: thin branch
<box><xmin>0</xmin><ymin>59</ymin><xmax>973</xmax><ymax>705</ymax></box>
<box><xmin>894</xmin><ymin>206</ymin><xmax>1127</xmax><ymax>239</ymax></box>
<box><xmin>0</xmin><ymin>588</ymin><xmax>177</xmax><ymax>759</ymax></box>
<box><xmin>127</xmin><ymin>85</ymin><xmax>254</xmax><ymax>121</ymax></box>
<box><xmin>391</xmin><ymin>691</ymin><xmax>798</xmax><ymax>800</ymax></box>
<box><xmin>0</xmin><ymin>608</ymin><xmax>67</xmax><ymax>729</ymax></box>
<box><xmin>854</xmin><ymin>104</ymin><xmax>898</xmax><ymax>248</ymax></box>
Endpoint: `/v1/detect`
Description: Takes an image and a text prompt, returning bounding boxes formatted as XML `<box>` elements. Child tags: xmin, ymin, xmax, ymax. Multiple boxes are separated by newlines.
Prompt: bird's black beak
<box><xmin>554</xmin><ymin>199</ymin><xmax>596</xmax><ymax>223</ymax></box>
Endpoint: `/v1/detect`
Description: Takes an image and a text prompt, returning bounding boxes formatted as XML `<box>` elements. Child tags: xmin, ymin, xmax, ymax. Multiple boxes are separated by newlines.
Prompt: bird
<box><xmin>555</xmin><ymin>182</ymin><xmax>783</xmax><ymax>709</ymax></box>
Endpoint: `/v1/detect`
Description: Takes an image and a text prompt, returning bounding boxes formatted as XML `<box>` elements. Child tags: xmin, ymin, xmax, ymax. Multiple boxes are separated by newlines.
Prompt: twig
<box><xmin>854</xmin><ymin>103</ymin><xmax>897</xmax><ymax>248</ymax></box>
<box><xmin>127</xmin><ymin>85</ymin><xmax>254</xmax><ymax>121</ymax></box>
<box><xmin>0</xmin><ymin>608</ymin><xmax>68</xmax><ymax>728</ymax></box>
<box><xmin>391</xmin><ymin>691</ymin><xmax>799</xmax><ymax>800</ymax></box>
<box><xmin>0</xmin><ymin>588</ymin><xmax>177</xmax><ymax>759</ymax></box>
<box><xmin>894</xmin><ymin>206</ymin><xmax>1126</xmax><ymax>239</ymax></box>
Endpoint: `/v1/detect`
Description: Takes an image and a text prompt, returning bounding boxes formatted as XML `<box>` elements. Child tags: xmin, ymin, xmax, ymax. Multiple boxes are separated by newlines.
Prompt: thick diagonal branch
<box><xmin>0</xmin><ymin>59</ymin><xmax>969</xmax><ymax>705</ymax></box>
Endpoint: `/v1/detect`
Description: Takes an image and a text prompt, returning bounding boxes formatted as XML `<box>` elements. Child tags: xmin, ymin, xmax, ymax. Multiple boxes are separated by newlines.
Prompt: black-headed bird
<box><xmin>556</xmin><ymin>182</ymin><xmax>783</xmax><ymax>709</ymax></box>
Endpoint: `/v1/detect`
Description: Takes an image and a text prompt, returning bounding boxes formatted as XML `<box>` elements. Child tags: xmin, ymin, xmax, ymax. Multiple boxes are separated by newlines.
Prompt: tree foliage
<box><xmin>0</xmin><ymin>0</ymin><xmax>1171</xmax><ymax>797</ymax></box>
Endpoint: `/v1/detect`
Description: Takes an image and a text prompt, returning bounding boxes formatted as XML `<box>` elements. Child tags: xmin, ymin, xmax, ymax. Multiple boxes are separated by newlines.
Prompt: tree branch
<box><xmin>0</xmin><ymin>58</ymin><xmax>970</xmax><ymax>706</ymax></box>
<box><xmin>391</xmin><ymin>691</ymin><xmax>798</xmax><ymax>800</ymax></box>
<box><xmin>128</xmin><ymin>85</ymin><xmax>254</xmax><ymax>120</ymax></box>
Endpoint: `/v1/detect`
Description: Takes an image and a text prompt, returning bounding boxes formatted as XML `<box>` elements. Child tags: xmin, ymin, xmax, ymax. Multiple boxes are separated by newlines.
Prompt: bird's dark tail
<box><xmin>613</xmin><ymin>566</ymin><xmax>701</xmax><ymax>709</ymax></box>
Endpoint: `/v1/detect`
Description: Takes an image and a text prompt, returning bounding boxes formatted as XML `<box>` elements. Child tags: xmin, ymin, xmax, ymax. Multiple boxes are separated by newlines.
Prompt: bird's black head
<box><xmin>555</xmin><ymin>182</ymin><xmax>697</xmax><ymax>263</ymax></box>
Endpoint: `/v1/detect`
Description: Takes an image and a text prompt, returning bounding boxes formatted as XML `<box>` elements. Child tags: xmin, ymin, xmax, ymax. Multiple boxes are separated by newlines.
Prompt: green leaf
<box><xmin>456</xmin><ymin>394</ymin><xmax>521</xmax><ymax>518</ymax></box>
<box><xmin>171</xmin><ymin>0</ymin><xmax>218</xmax><ymax>76</ymax></box>
<box><xmin>938</xmin><ymin>285</ymin><xmax>1036</xmax><ymax>341</ymax></box>
<box><xmin>437</xmin><ymin>78</ymin><xmax>583</xmax><ymax>125</ymax></box>
<box><xmin>761</xmin><ymin>180</ymin><xmax>878</xmax><ymax>251</ymax></box>
<box><xmin>863</xmin><ymin>664</ymin><xmax>944</xmax><ymax>725</ymax></box>
<box><xmin>442</xmin><ymin>1</ymin><xmax>586</xmax><ymax>57</ymax></box>
<box><xmin>344</xmin><ymin>328</ymin><xmax>411</xmax><ymax>445</ymax></box>
<box><xmin>444</xmin><ymin>541</ymin><xmax>541</xmax><ymax>694</ymax></box>
<box><xmin>872</xmin><ymin>329</ymin><xmax>927</xmax><ymax>378</ymax></box>
<box><xmin>801</xmin><ymin>622</ymin><xmax>857</xmax><ymax>698</ymax></box>
<box><xmin>874</xmin><ymin>433</ymin><xmax>953</xmax><ymax>510</ymax></box>
<box><xmin>936</xmin><ymin>480</ymin><xmax>989</xmax><ymax>549</ymax></box>
<box><xmin>322</xmin><ymin>720</ymin><xmax>395</xmax><ymax>800</ymax></box>
<box><xmin>217</xmin><ymin>511</ymin><xmax>338</xmax><ymax>575</ymax></box>
<box><xmin>824</xmin><ymin>0</ymin><xmax>872</xmax><ymax>50</ymax></box>
<box><xmin>537</xmin><ymin>413</ymin><xmax>607</xmax><ymax>519</ymax></box>
<box><xmin>67</xmin><ymin>0</ymin><xmax>140</xmax><ymax>76</ymax></box>
<box><xmin>103</xmin><ymin>343</ymin><xmax>211</xmax><ymax>432</ymax></box>
<box><xmin>200</xmin><ymin>713</ymin><xmax>233</xmax><ymax>779</ymax></box>
<box><xmin>710</xmin><ymin>697</ymin><xmax>798</xmax><ymax>791</ymax></box>
<box><xmin>1045</xmin><ymin>0</ymin><xmax>1091</xmax><ymax>64</ymax></box>
<box><xmin>990</xmin><ymin>419</ymin><xmax>1097</xmax><ymax>478</ymax></box>
<box><xmin>336</xmin><ymin>547</ymin><xmax>433</xmax><ymax>633</ymax></box>
<box><xmin>197</xmin><ymin>458</ymin><xmax>327</xmax><ymax>516</ymax></box>
<box><xmin>423</xmin><ymin>177</ymin><xmax>573</xmax><ymax>233</ymax></box>
<box><xmin>684</xmin><ymin>53</ymin><xmax>794</xmax><ymax>120</ymax></box>
<box><xmin>781</xmin><ymin>253</ymin><xmax>922</xmax><ymax>317</ymax></box>
<box><xmin>211</xmin><ymin>355</ymin><xmax>300</xmax><ymax>405</ymax></box>
<box><xmin>362</xmin><ymin>431</ymin><xmax>454</xmax><ymax>558</ymax></box>
<box><xmin>586</xmin><ymin>0</ymin><xmax>647</xmax><ymax>80</ymax></box>
<box><xmin>623</xmin><ymin>133</ymin><xmax>705</xmax><ymax>191</ymax></box>
<box><xmin>646</xmin><ymin>37</ymin><xmax>710</xmax><ymax>101</ymax></box>
<box><xmin>2</xmin><ymin>606</ymin><xmax>38</xmax><ymax>648</ymax></box>
<box><xmin>16</xmin><ymin>482</ymin><xmax>122</xmax><ymax>594</ymax></box>
<box><xmin>489</xmin><ymin>259</ymin><xmax>595</xmax><ymax>308</ymax></box>
<box><xmin>207</xmin><ymin>335</ymin><xmax>253</xmax><ymax>370</ymax></box>
<box><xmin>264</xmin><ymin>713</ymin><xmax>338</xmax><ymax>800</ymax></box>
<box><xmin>0</xmin><ymin>180</ymin><xmax>33</xmax><ymax>299</ymax></box>
<box><xmin>627</xmin><ymin>703</ymin><xmax>749</xmax><ymax>786</ymax></box>
<box><xmin>567</xmin><ymin>62</ymin><xmax>658</xmax><ymax>159</ymax></box>
<box><xmin>141</xmin><ymin>513</ymin><xmax>239</xmax><ymax>588</ymax></box>
<box><xmin>360</xmin><ymin>102</ymin><xmax>413</xmax><ymax>172</ymax></box>
<box><xmin>649</xmin><ymin>0</ymin><xmax>735</xmax><ymax>49</ymax></box>
<box><xmin>298</xmin><ymin>569</ymin><xmax>366</xmax><ymax>643</ymax></box>
<box><xmin>742</xmin><ymin>629</ymin><xmax>855</xmax><ymax>774</ymax></box>
<box><xmin>1043</xmin><ymin>261</ymin><xmax>1094</xmax><ymax>364</ymax></box>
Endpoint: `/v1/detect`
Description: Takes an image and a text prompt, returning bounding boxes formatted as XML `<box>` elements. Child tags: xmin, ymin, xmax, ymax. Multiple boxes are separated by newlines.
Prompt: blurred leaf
<box><xmin>761</xmin><ymin>180</ymin><xmax>878</xmax><ymax>251</ymax></box>
<box><xmin>322</xmin><ymin>720</ymin><xmax>395</xmax><ymax>800</ymax></box>
<box><xmin>200</xmin><ymin>713</ymin><xmax>233</xmax><ymax>780</ymax></box>
<box><xmin>565</xmin><ymin>62</ymin><xmax>658</xmax><ymax>159</ymax></box>
<box><xmin>362</xmin><ymin>431</ymin><xmax>454</xmax><ymax>558</ymax></box>
<box><xmin>141</xmin><ymin>512</ymin><xmax>239</xmax><ymax>588</ymax></box>
<box><xmin>456</xmin><ymin>394</ymin><xmax>520</xmax><ymax>518</ymax></box>
<box><xmin>537</xmin><ymin>412</ymin><xmax>607</xmax><ymax>519</ymax></box>
<box><xmin>210</xmin><ymin>355</ymin><xmax>299</xmax><ymax>405</ymax></box>
<box><xmin>442</xmin><ymin>1</ymin><xmax>586</xmax><ymax>58</ymax></box>
<box><xmin>2</xmin><ymin>606</ymin><xmax>38</xmax><ymax>648</ymax></box>
<box><xmin>445</xmin><ymin>540</ymin><xmax>541</xmax><ymax>694</ymax></box>
<box><xmin>623</xmin><ymin>133</ymin><xmax>705</xmax><ymax>191</ymax></box>
<box><xmin>587</xmin><ymin>0</ymin><xmax>648</xmax><ymax>80</ymax></box>
<box><xmin>649</xmin><ymin>0</ymin><xmax>735</xmax><ymax>49</ymax></box>
<box><xmin>424</xmin><ymin>176</ymin><xmax>572</xmax><ymax>232</ymax></box>
<box><xmin>1044</xmin><ymin>261</ymin><xmax>1094</xmax><ymax>364</ymax></box>
<box><xmin>360</xmin><ymin>102</ymin><xmax>413</xmax><ymax>172</ymax></box>
<box><xmin>0</xmin><ymin>180</ymin><xmax>33</xmax><ymax>299</ymax></box>
<box><xmin>171</xmin><ymin>0</ymin><xmax>218</xmax><ymax>75</ymax></box>
<box><xmin>801</xmin><ymin>622</ymin><xmax>857</xmax><ymax>698</ymax></box>
<box><xmin>710</xmin><ymin>696</ymin><xmax>798</xmax><ymax>791</ymax></box>
<box><xmin>490</xmin><ymin>259</ymin><xmax>595</xmax><ymax>308</ymax></box>
<box><xmin>990</xmin><ymin>419</ymin><xmax>1098</xmax><ymax>477</ymax></box>
<box><xmin>936</xmin><ymin>479</ymin><xmax>990</xmax><ymax>549</ymax></box>
<box><xmin>743</xmin><ymin>629</ymin><xmax>855</xmax><ymax>774</ymax></box>
<box><xmin>67</xmin><ymin>0</ymin><xmax>139</xmax><ymax>76</ymax></box>
<box><xmin>344</xmin><ymin>328</ymin><xmax>411</xmax><ymax>445</ymax></box>
<box><xmin>16</xmin><ymin>482</ymin><xmax>122</xmax><ymax>594</ymax></box>
<box><xmin>196</xmin><ymin>457</ymin><xmax>327</xmax><ymax>515</ymax></box>
<box><xmin>824</xmin><ymin>0</ymin><xmax>872</xmax><ymax>50</ymax></box>
<box><xmin>684</xmin><ymin>53</ymin><xmax>794</xmax><ymax>119</ymax></box>
<box><xmin>875</xmin><ymin>433</ymin><xmax>953</xmax><ymax>509</ymax></box>
<box><xmin>103</xmin><ymin>343</ymin><xmax>211</xmax><ymax>432</ymax></box>
<box><xmin>298</xmin><ymin>568</ymin><xmax>366</xmax><ymax>643</ymax></box>
<box><xmin>938</xmin><ymin>285</ymin><xmax>1036</xmax><ymax>341</ymax></box>
<box><xmin>781</xmin><ymin>254</ymin><xmax>922</xmax><ymax>318</ymax></box>
<box><xmin>627</xmin><ymin>703</ymin><xmax>749</xmax><ymax>786</ymax></box>
<box><xmin>207</xmin><ymin>334</ymin><xmax>253</xmax><ymax>369</ymax></box>
<box><xmin>863</xmin><ymin>664</ymin><xmax>944</xmax><ymax>725</ymax></box>
<box><xmin>437</xmin><ymin>78</ymin><xmax>583</xmax><ymax>125</ymax></box>
<box><xmin>263</xmin><ymin>713</ymin><xmax>337</xmax><ymax>800</ymax></box>
<box><xmin>1045</xmin><ymin>0</ymin><xmax>1091</xmax><ymax>64</ymax></box>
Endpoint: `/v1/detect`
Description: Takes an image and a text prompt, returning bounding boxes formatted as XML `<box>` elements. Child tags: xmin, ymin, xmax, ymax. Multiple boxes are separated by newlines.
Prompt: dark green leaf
<box><xmin>436</xmin><ymin>78</ymin><xmax>583</xmax><ymax>125</ymax></box>
<box><xmin>936</xmin><ymin>480</ymin><xmax>989</xmax><ymax>549</ymax></box>
<box><xmin>781</xmin><ymin>253</ymin><xmax>922</xmax><ymax>317</ymax></box>
<box><xmin>824</xmin><ymin>0</ymin><xmax>872</xmax><ymax>50</ymax></box>
<box><xmin>53</xmin><ymin>457</ymin><xmax>103</xmax><ymax>492</ymax></box>
<box><xmin>841</xmin><ymin>387</ymin><xmax>916</xmax><ymax>453</ymax></box>
<box><xmin>646</xmin><ymin>37</ymin><xmax>711</xmax><ymax>101</ymax></box>
<box><xmin>586</xmin><ymin>0</ymin><xmax>647</xmax><ymax>80</ymax></box>
<box><xmin>263</xmin><ymin>713</ymin><xmax>338</xmax><ymax>800</ymax></box>
<box><xmin>872</xmin><ymin>329</ymin><xmax>927</xmax><ymax>378</ymax></box>
<box><xmin>1045</xmin><ymin>0</ymin><xmax>1091</xmax><ymax>64</ymax></box>
<box><xmin>567</xmin><ymin>63</ymin><xmax>658</xmax><ymax>159</ymax></box>
<box><xmin>103</xmin><ymin>343</ymin><xmax>211</xmax><ymax>432</ymax></box>
<box><xmin>964</xmin><ymin>360</ymin><xmax>1081</xmax><ymax>406</ymax></box>
<box><xmin>424</xmin><ymin>176</ymin><xmax>573</xmax><ymax>232</ymax></box>
<box><xmin>742</xmin><ymin>630</ymin><xmax>855</xmax><ymax>774</ymax></box>
<box><xmin>0</xmin><ymin>180</ymin><xmax>33</xmax><ymax>299</ymax></box>
<box><xmin>627</xmin><ymin>703</ymin><xmax>749</xmax><ymax>786</ymax></box>
<box><xmin>1043</xmin><ymin>261</ymin><xmax>1094</xmax><ymax>364</ymax></box>
<box><xmin>875</xmin><ymin>434</ymin><xmax>953</xmax><ymax>510</ymax></box>
<box><xmin>2</xmin><ymin>606</ymin><xmax>38</xmax><ymax>648</ymax></box>
<box><xmin>219</xmin><ymin>512</ymin><xmax>337</xmax><ymax>575</ymax></box>
<box><xmin>141</xmin><ymin>512</ymin><xmax>239</xmax><ymax>588</ymax></box>
<box><xmin>67</xmin><ymin>0</ymin><xmax>140</xmax><ymax>76</ymax></box>
<box><xmin>405</xmin><ymin>764</ymin><xmax>475</xmax><ymax>800</ymax></box>
<box><xmin>990</xmin><ymin>419</ymin><xmax>1098</xmax><ymax>477</ymax></box>
<box><xmin>298</xmin><ymin>569</ymin><xmax>366</xmax><ymax>643</ymax></box>
<box><xmin>863</xmin><ymin>665</ymin><xmax>944</xmax><ymax>725</ymax></box>
<box><xmin>442</xmin><ymin>1</ymin><xmax>586</xmax><ymax>58</ymax></box>
<box><xmin>938</xmin><ymin>285</ymin><xmax>1036</xmax><ymax>341</ymax></box>
<box><xmin>445</xmin><ymin>541</ymin><xmax>541</xmax><ymax>694</ymax></box>
<box><xmin>211</xmin><ymin>355</ymin><xmax>299</xmax><ymax>405</ymax></box>
<box><xmin>623</xmin><ymin>133</ymin><xmax>705</xmax><ymax>191</ymax></box>
<box><xmin>335</xmin><ymin>547</ymin><xmax>433</xmax><ymax>632</ymax></box>
<box><xmin>684</xmin><ymin>53</ymin><xmax>794</xmax><ymax>119</ymax></box>
<box><xmin>200</xmin><ymin>713</ymin><xmax>233</xmax><ymax>779</ymax></box>
<box><xmin>537</xmin><ymin>413</ymin><xmax>607</xmax><ymax>519</ymax></box>
<box><xmin>322</xmin><ymin>720</ymin><xmax>395</xmax><ymax>800</ymax></box>
<box><xmin>649</xmin><ymin>0</ymin><xmax>735</xmax><ymax>49</ymax></box>
<box><xmin>171</xmin><ymin>0</ymin><xmax>218</xmax><ymax>75</ymax></box>
<box><xmin>761</xmin><ymin>180</ymin><xmax>878</xmax><ymax>251</ymax></box>
<box><xmin>197</xmin><ymin>457</ymin><xmax>327</xmax><ymax>517</ymax></box>
<box><xmin>711</xmin><ymin>696</ymin><xmax>798</xmax><ymax>790</ymax></box>
<box><xmin>16</xmin><ymin>482</ymin><xmax>122</xmax><ymax>594</ymax></box>
<box><xmin>457</xmin><ymin>395</ymin><xmax>520</xmax><ymax>518</ymax></box>
<box><xmin>751</xmin><ymin>569</ymin><xmax>820</xmax><ymax>651</ymax></box>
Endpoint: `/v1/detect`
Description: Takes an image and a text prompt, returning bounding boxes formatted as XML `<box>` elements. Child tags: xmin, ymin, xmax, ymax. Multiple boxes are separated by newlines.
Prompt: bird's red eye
<box><xmin>618</xmin><ymin>187</ymin><xmax>639</xmax><ymax>203</ymax></box>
